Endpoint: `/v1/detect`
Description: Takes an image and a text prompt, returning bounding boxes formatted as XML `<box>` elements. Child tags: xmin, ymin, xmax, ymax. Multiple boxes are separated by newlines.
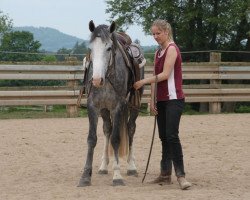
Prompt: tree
<box><xmin>41</xmin><ymin>55</ymin><xmax>57</xmax><ymax>62</ymax></box>
<box><xmin>0</xmin><ymin>10</ymin><xmax>13</xmax><ymax>38</ymax></box>
<box><xmin>56</xmin><ymin>47</ymin><xmax>72</xmax><ymax>61</ymax></box>
<box><xmin>106</xmin><ymin>0</ymin><xmax>249</xmax><ymax>54</ymax></box>
<box><xmin>71</xmin><ymin>41</ymin><xmax>88</xmax><ymax>60</ymax></box>
<box><xmin>0</xmin><ymin>31</ymin><xmax>42</xmax><ymax>61</ymax></box>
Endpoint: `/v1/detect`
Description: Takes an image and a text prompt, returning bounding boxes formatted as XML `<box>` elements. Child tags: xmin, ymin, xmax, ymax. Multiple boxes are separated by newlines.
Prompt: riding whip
<box><xmin>142</xmin><ymin>75</ymin><xmax>158</xmax><ymax>183</ymax></box>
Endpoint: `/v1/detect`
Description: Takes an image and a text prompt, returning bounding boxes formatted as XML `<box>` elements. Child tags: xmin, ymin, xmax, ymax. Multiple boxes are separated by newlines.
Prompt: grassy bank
<box><xmin>0</xmin><ymin>105</ymin><xmax>87</xmax><ymax>119</ymax></box>
<box><xmin>0</xmin><ymin>103</ymin><xmax>249</xmax><ymax>120</ymax></box>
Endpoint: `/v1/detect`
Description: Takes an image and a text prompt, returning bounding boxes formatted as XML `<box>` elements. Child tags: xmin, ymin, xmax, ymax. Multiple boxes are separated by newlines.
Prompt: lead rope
<box><xmin>142</xmin><ymin>75</ymin><xmax>158</xmax><ymax>183</ymax></box>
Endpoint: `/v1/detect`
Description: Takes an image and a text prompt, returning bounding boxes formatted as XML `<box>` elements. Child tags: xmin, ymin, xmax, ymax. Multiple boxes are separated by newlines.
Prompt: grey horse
<box><xmin>78</xmin><ymin>20</ymin><xmax>144</xmax><ymax>187</ymax></box>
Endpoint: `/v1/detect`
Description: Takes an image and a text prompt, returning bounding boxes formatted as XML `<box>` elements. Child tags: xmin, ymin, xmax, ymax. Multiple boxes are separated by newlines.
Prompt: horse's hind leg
<box><xmin>78</xmin><ymin>108</ymin><xmax>98</xmax><ymax>187</ymax></box>
<box><xmin>127</xmin><ymin>109</ymin><xmax>139</xmax><ymax>176</ymax></box>
<box><xmin>98</xmin><ymin>109</ymin><xmax>112</xmax><ymax>174</ymax></box>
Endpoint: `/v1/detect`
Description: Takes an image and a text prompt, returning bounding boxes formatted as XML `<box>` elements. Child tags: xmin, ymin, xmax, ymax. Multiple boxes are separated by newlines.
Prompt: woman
<box><xmin>134</xmin><ymin>19</ymin><xmax>191</xmax><ymax>190</ymax></box>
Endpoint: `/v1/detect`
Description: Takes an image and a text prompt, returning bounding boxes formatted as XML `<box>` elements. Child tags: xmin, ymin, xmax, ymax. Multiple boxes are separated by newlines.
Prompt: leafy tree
<box><xmin>0</xmin><ymin>31</ymin><xmax>42</xmax><ymax>61</ymax></box>
<box><xmin>41</xmin><ymin>55</ymin><xmax>57</xmax><ymax>62</ymax></box>
<box><xmin>56</xmin><ymin>42</ymin><xmax>88</xmax><ymax>61</ymax></box>
<box><xmin>0</xmin><ymin>10</ymin><xmax>13</xmax><ymax>38</ymax></box>
<box><xmin>134</xmin><ymin>39</ymin><xmax>141</xmax><ymax>45</ymax></box>
<box><xmin>106</xmin><ymin>0</ymin><xmax>249</xmax><ymax>54</ymax></box>
<box><xmin>56</xmin><ymin>47</ymin><xmax>72</xmax><ymax>61</ymax></box>
<box><xmin>72</xmin><ymin>41</ymin><xmax>88</xmax><ymax>60</ymax></box>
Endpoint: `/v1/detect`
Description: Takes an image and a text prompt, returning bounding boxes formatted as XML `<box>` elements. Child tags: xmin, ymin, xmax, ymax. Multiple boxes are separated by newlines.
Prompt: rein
<box><xmin>142</xmin><ymin>75</ymin><xmax>158</xmax><ymax>183</ymax></box>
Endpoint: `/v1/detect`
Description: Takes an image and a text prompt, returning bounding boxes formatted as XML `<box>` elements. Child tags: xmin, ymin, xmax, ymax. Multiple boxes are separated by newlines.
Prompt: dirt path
<box><xmin>0</xmin><ymin>114</ymin><xmax>249</xmax><ymax>200</ymax></box>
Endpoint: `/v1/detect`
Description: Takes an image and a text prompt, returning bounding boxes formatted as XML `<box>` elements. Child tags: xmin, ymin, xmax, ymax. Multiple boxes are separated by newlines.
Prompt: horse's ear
<box><xmin>109</xmin><ymin>21</ymin><xmax>116</xmax><ymax>33</ymax></box>
<box><xmin>89</xmin><ymin>20</ymin><xmax>95</xmax><ymax>32</ymax></box>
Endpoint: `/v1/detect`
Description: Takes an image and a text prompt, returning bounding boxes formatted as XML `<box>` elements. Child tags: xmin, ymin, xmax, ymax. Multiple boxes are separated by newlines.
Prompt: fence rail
<box><xmin>0</xmin><ymin>53</ymin><xmax>250</xmax><ymax>116</ymax></box>
<box><xmin>143</xmin><ymin>62</ymin><xmax>250</xmax><ymax>112</ymax></box>
<box><xmin>0</xmin><ymin>63</ymin><xmax>84</xmax><ymax>117</ymax></box>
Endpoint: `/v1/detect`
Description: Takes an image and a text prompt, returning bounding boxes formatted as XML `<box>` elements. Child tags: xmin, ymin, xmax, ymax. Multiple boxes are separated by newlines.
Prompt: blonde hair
<box><xmin>151</xmin><ymin>19</ymin><xmax>173</xmax><ymax>41</ymax></box>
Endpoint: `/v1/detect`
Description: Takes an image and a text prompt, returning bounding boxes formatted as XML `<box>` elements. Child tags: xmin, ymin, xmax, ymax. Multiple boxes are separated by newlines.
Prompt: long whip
<box><xmin>142</xmin><ymin>75</ymin><xmax>158</xmax><ymax>183</ymax></box>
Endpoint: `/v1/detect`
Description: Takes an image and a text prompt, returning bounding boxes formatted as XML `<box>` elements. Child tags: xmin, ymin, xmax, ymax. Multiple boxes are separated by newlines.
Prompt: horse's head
<box><xmin>89</xmin><ymin>20</ymin><xmax>116</xmax><ymax>87</ymax></box>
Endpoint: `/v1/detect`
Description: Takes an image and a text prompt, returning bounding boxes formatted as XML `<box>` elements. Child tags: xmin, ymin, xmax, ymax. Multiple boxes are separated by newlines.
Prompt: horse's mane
<box><xmin>89</xmin><ymin>24</ymin><xmax>119</xmax><ymax>48</ymax></box>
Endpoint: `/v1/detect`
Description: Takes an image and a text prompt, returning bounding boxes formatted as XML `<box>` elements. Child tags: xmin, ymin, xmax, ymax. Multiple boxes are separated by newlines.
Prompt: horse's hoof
<box><xmin>77</xmin><ymin>177</ymin><xmax>91</xmax><ymax>187</ymax></box>
<box><xmin>98</xmin><ymin>170</ymin><xmax>108</xmax><ymax>175</ymax></box>
<box><xmin>112</xmin><ymin>179</ymin><xmax>125</xmax><ymax>186</ymax></box>
<box><xmin>77</xmin><ymin>180</ymin><xmax>91</xmax><ymax>187</ymax></box>
<box><xmin>127</xmin><ymin>170</ymin><xmax>138</xmax><ymax>177</ymax></box>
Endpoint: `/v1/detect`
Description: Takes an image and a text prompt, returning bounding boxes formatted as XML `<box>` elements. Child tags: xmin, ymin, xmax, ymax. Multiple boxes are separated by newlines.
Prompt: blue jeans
<box><xmin>156</xmin><ymin>99</ymin><xmax>185</xmax><ymax>177</ymax></box>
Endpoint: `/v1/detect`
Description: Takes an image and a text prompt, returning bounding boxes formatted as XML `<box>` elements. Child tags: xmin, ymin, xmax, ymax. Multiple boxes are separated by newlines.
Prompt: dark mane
<box><xmin>90</xmin><ymin>24</ymin><xmax>111</xmax><ymax>43</ymax></box>
<box><xmin>90</xmin><ymin>24</ymin><xmax>119</xmax><ymax>49</ymax></box>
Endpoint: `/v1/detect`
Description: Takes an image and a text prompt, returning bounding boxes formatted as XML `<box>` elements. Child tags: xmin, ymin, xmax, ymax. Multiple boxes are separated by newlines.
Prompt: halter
<box><xmin>105</xmin><ymin>40</ymin><xmax>116</xmax><ymax>82</ymax></box>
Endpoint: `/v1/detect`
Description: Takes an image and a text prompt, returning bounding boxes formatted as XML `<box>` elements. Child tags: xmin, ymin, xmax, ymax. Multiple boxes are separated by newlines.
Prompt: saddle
<box><xmin>116</xmin><ymin>32</ymin><xmax>145</xmax><ymax>82</ymax></box>
<box><xmin>116</xmin><ymin>32</ymin><xmax>146</xmax><ymax>108</ymax></box>
<box><xmin>116</xmin><ymin>32</ymin><xmax>132</xmax><ymax>47</ymax></box>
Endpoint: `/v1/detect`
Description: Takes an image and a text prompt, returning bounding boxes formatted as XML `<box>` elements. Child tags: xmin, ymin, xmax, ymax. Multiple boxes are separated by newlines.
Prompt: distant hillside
<box><xmin>13</xmin><ymin>26</ymin><xmax>87</xmax><ymax>52</ymax></box>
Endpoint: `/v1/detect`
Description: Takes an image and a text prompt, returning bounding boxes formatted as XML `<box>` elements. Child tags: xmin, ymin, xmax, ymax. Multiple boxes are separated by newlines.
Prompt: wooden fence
<box><xmin>0</xmin><ymin>63</ymin><xmax>83</xmax><ymax>117</ymax></box>
<box><xmin>0</xmin><ymin>53</ymin><xmax>250</xmax><ymax>116</ymax></box>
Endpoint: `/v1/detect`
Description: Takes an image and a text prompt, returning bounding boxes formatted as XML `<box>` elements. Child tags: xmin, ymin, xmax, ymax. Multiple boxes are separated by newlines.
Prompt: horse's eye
<box><xmin>107</xmin><ymin>47</ymin><xmax>112</xmax><ymax>51</ymax></box>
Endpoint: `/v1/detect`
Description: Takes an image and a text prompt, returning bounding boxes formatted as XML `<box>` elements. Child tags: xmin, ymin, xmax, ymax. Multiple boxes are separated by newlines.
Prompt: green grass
<box><xmin>0</xmin><ymin>105</ymin><xmax>88</xmax><ymax>119</ymax></box>
<box><xmin>235</xmin><ymin>105</ymin><xmax>250</xmax><ymax>113</ymax></box>
<box><xmin>0</xmin><ymin>104</ymin><xmax>249</xmax><ymax>120</ymax></box>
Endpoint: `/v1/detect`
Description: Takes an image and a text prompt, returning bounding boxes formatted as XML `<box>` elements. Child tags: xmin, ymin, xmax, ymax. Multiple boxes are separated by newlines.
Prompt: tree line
<box><xmin>106</xmin><ymin>0</ymin><xmax>250</xmax><ymax>61</ymax></box>
<box><xmin>0</xmin><ymin>11</ymin><xmax>88</xmax><ymax>62</ymax></box>
<box><xmin>1</xmin><ymin>0</ymin><xmax>250</xmax><ymax>62</ymax></box>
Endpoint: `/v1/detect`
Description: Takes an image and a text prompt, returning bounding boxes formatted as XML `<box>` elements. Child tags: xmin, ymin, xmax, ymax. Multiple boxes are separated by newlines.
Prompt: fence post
<box><xmin>209</xmin><ymin>52</ymin><xmax>221</xmax><ymax>114</ymax></box>
<box><xmin>66</xmin><ymin>57</ymin><xmax>79</xmax><ymax>117</ymax></box>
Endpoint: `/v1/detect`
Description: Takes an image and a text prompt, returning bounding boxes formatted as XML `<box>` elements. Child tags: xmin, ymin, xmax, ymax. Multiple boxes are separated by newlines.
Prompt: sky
<box><xmin>0</xmin><ymin>0</ymin><xmax>156</xmax><ymax>46</ymax></box>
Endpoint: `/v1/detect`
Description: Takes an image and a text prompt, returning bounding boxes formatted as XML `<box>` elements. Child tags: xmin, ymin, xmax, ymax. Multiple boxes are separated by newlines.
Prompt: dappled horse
<box><xmin>78</xmin><ymin>20</ymin><xmax>144</xmax><ymax>186</ymax></box>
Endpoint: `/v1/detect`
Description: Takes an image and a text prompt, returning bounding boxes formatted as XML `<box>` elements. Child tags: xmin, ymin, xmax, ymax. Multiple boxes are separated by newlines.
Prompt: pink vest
<box><xmin>154</xmin><ymin>43</ymin><xmax>185</xmax><ymax>101</ymax></box>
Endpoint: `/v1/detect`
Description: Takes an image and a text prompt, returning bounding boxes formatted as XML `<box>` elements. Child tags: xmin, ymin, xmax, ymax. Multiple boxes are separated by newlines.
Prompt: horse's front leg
<box><xmin>98</xmin><ymin>109</ymin><xmax>112</xmax><ymax>174</ymax></box>
<box><xmin>78</xmin><ymin>106</ymin><xmax>99</xmax><ymax>187</ymax></box>
<box><xmin>127</xmin><ymin>109</ymin><xmax>139</xmax><ymax>176</ymax></box>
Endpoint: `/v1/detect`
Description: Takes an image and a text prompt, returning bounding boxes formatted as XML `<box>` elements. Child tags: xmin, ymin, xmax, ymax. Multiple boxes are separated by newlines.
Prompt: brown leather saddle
<box><xmin>115</xmin><ymin>32</ymin><xmax>143</xmax><ymax>108</ymax></box>
<box><xmin>116</xmin><ymin>32</ymin><xmax>132</xmax><ymax>47</ymax></box>
<box><xmin>116</xmin><ymin>32</ymin><xmax>141</xmax><ymax>83</ymax></box>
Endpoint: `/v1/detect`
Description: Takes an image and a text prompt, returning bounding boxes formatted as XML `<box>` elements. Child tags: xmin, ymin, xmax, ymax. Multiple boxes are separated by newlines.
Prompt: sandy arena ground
<box><xmin>0</xmin><ymin>114</ymin><xmax>249</xmax><ymax>200</ymax></box>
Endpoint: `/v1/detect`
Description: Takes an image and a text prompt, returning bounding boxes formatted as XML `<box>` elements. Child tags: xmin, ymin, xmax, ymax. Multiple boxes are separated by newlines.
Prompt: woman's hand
<box><xmin>133</xmin><ymin>80</ymin><xmax>144</xmax><ymax>90</ymax></box>
<box><xmin>150</xmin><ymin>99</ymin><xmax>158</xmax><ymax>115</ymax></box>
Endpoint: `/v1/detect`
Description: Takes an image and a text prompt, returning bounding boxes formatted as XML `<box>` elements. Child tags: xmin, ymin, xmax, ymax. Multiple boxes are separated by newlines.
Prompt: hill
<box><xmin>13</xmin><ymin>26</ymin><xmax>87</xmax><ymax>52</ymax></box>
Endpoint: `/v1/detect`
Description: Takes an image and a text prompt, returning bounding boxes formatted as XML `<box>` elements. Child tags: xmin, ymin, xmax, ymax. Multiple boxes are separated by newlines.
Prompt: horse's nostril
<box><xmin>100</xmin><ymin>78</ymin><xmax>104</xmax><ymax>85</ymax></box>
<box><xmin>92</xmin><ymin>78</ymin><xmax>103</xmax><ymax>87</ymax></box>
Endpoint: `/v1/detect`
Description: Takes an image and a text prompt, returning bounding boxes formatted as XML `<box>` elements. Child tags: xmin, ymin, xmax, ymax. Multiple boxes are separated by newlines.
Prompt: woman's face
<box><xmin>151</xmin><ymin>25</ymin><xmax>168</xmax><ymax>45</ymax></box>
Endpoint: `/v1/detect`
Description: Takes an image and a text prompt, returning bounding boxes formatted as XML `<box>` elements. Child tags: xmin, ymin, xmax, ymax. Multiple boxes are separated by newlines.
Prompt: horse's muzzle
<box><xmin>92</xmin><ymin>78</ymin><xmax>104</xmax><ymax>87</ymax></box>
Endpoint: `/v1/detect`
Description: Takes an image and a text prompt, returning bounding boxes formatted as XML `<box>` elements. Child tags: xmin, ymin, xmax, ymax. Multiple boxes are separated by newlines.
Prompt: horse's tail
<box><xmin>118</xmin><ymin>107</ymin><xmax>129</xmax><ymax>157</ymax></box>
<box><xmin>109</xmin><ymin>106</ymin><xmax>129</xmax><ymax>158</ymax></box>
